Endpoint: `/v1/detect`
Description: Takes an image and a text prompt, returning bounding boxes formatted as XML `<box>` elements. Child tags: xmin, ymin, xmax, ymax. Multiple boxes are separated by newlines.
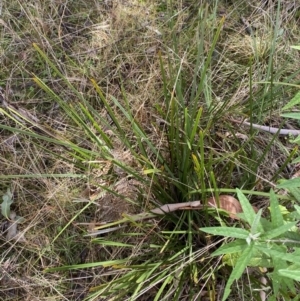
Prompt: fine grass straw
<box><xmin>1</xmin><ymin>1</ymin><xmax>300</xmax><ymax>300</ymax></box>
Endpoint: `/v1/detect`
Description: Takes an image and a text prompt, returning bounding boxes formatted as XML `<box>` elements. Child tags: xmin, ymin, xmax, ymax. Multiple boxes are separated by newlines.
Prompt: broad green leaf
<box><xmin>272</xmin><ymin>259</ymin><xmax>297</xmax><ymax>295</ymax></box>
<box><xmin>260</xmin><ymin>222</ymin><xmax>297</xmax><ymax>240</ymax></box>
<box><xmin>222</xmin><ymin>244</ymin><xmax>254</xmax><ymax>301</ymax></box>
<box><xmin>271</xmin><ymin>257</ymin><xmax>289</xmax><ymax>295</ymax></box>
<box><xmin>292</xmin><ymin>135</ymin><xmax>300</xmax><ymax>144</ymax></box>
<box><xmin>212</xmin><ymin>239</ymin><xmax>247</xmax><ymax>256</ymax></box>
<box><xmin>279</xmin><ymin>183</ymin><xmax>300</xmax><ymax>200</ymax></box>
<box><xmin>236</xmin><ymin>189</ymin><xmax>260</xmax><ymax>229</ymax></box>
<box><xmin>269</xmin><ymin>189</ymin><xmax>284</xmax><ymax>227</ymax></box>
<box><xmin>200</xmin><ymin>227</ymin><xmax>249</xmax><ymax>239</ymax></box>
<box><xmin>277</xmin><ymin>180</ymin><xmax>300</xmax><ymax>201</ymax></box>
<box><xmin>281</xmin><ymin>112</ymin><xmax>300</xmax><ymax>120</ymax></box>
<box><xmin>282</xmin><ymin>91</ymin><xmax>300</xmax><ymax>111</ymax></box>
<box><xmin>291</xmin><ymin>156</ymin><xmax>300</xmax><ymax>164</ymax></box>
<box><xmin>281</xmin><ymin>232</ymin><xmax>300</xmax><ymax>247</ymax></box>
<box><xmin>1</xmin><ymin>188</ymin><xmax>13</xmax><ymax>219</ymax></box>
<box><xmin>258</xmin><ymin>218</ymin><xmax>273</xmax><ymax>232</ymax></box>
<box><xmin>286</xmin><ymin>211</ymin><xmax>300</xmax><ymax>222</ymax></box>
<box><xmin>222</xmin><ymin>249</ymin><xmax>273</xmax><ymax>268</ymax></box>
<box><xmin>250</xmin><ymin>209</ymin><xmax>263</xmax><ymax>234</ymax></box>
<box><xmin>295</xmin><ymin>205</ymin><xmax>300</xmax><ymax>215</ymax></box>
<box><xmin>279</xmin><ymin>269</ymin><xmax>300</xmax><ymax>281</ymax></box>
<box><xmin>291</xmin><ymin>46</ymin><xmax>300</xmax><ymax>50</ymax></box>
<box><xmin>257</xmin><ymin>246</ymin><xmax>300</xmax><ymax>264</ymax></box>
<box><xmin>289</xmin><ymin>187</ymin><xmax>300</xmax><ymax>201</ymax></box>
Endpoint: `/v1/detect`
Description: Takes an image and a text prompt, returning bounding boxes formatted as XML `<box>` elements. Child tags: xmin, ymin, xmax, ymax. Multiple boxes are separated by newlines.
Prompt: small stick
<box><xmin>230</xmin><ymin>119</ymin><xmax>300</xmax><ymax>136</ymax></box>
<box><xmin>150</xmin><ymin>201</ymin><xmax>202</xmax><ymax>214</ymax></box>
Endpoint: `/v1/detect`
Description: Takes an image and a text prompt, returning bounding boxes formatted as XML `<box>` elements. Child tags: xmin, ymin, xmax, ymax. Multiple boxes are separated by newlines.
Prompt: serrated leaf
<box><xmin>279</xmin><ymin>269</ymin><xmax>300</xmax><ymax>281</ymax></box>
<box><xmin>289</xmin><ymin>187</ymin><xmax>300</xmax><ymax>200</ymax></box>
<box><xmin>269</xmin><ymin>190</ymin><xmax>284</xmax><ymax>227</ymax></box>
<box><xmin>1</xmin><ymin>188</ymin><xmax>14</xmax><ymax>219</ymax></box>
<box><xmin>281</xmin><ymin>112</ymin><xmax>300</xmax><ymax>120</ymax></box>
<box><xmin>272</xmin><ymin>259</ymin><xmax>297</xmax><ymax>295</ymax></box>
<box><xmin>277</xmin><ymin>178</ymin><xmax>300</xmax><ymax>189</ymax></box>
<box><xmin>212</xmin><ymin>239</ymin><xmax>247</xmax><ymax>256</ymax></box>
<box><xmin>271</xmin><ymin>257</ymin><xmax>289</xmax><ymax>295</ymax></box>
<box><xmin>250</xmin><ymin>209</ymin><xmax>263</xmax><ymax>234</ymax></box>
<box><xmin>236</xmin><ymin>189</ymin><xmax>262</xmax><ymax>231</ymax></box>
<box><xmin>282</xmin><ymin>91</ymin><xmax>300</xmax><ymax>111</ymax></box>
<box><xmin>282</xmin><ymin>232</ymin><xmax>300</xmax><ymax>247</ymax></box>
<box><xmin>261</xmin><ymin>222</ymin><xmax>297</xmax><ymax>240</ymax></box>
<box><xmin>295</xmin><ymin>205</ymin><xmax>300</xmax><ymax>215</ymax></box>
<box><xmin>257</xmin><ymin>246</ymin><xmax>300</xmax><ymax>264</ymax></box>
<box><xmin>259</xmin><ymin>218</ymin><xmax>273</xmax><ymax>232</ymax></box>
<box><xmin>222</xmin><ymin>244</ymin><xmax>254</xmax><ymax>301</ymax></box>
<box><xmin>222</xmin><ymin>249</ymin><xmax>273</xmax><ymax>268</ymax></box>
<box><xmin>200</xmin><ymin>227</ymin><xmax>249</xmax><ymax>239</ymax></box>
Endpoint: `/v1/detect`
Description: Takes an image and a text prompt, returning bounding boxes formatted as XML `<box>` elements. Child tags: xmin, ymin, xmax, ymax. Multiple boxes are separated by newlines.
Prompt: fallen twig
<box><xmin>230</xmin><ymin>119</ymin><xmax>300</xmax><ymax>136</ymax></box>
<box><xmin>86</xmin><ymin>195</ymin><xmax>255</xmax><ymax>236</ymax></box>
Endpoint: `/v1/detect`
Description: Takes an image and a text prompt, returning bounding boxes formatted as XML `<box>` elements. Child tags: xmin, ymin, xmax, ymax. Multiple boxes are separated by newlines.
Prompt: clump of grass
<box><xmin>1</xmin><ymin>0</ymin><xmax>300</xmax><ymax>300</ymax></box>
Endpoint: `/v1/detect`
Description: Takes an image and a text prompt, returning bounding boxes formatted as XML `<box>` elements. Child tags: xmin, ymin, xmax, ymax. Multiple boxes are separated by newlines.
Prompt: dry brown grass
<box><xmin>1</xmin><ymin>0</ymin><xmax>300</xmax><ymax>300</ymax></box>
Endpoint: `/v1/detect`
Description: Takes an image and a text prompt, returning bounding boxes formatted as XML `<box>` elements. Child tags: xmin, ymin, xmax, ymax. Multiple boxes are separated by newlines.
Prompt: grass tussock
<box><xmin>1</xmin><ymin>0</ymin><xmax>300</xmax><ymax>300</ymax></box>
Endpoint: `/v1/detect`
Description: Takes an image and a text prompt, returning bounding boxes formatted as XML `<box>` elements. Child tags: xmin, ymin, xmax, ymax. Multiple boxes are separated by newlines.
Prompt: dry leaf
<box><xmin>207</xmin><ymin>195</ymin><xmax>243</xmax><ymax>219</ymax></box>
<box><xmin>208</xmin><ymin>195</ymin><xmax>258</xmax><ymax>219</ymax></box>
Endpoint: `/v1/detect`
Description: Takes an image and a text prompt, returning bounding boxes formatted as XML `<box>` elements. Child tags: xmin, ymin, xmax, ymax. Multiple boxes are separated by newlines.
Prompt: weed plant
<box><xmin>1</xmin><ymin>0</ymin><xmax>300</xmax><ymax>300</ymax></box>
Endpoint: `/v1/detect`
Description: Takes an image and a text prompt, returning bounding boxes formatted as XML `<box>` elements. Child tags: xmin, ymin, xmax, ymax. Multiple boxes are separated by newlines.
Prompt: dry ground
<box><xmin>1</xmin><ymin>0</ymin><xmax>300</xmax><ymax>300</ymax></box>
